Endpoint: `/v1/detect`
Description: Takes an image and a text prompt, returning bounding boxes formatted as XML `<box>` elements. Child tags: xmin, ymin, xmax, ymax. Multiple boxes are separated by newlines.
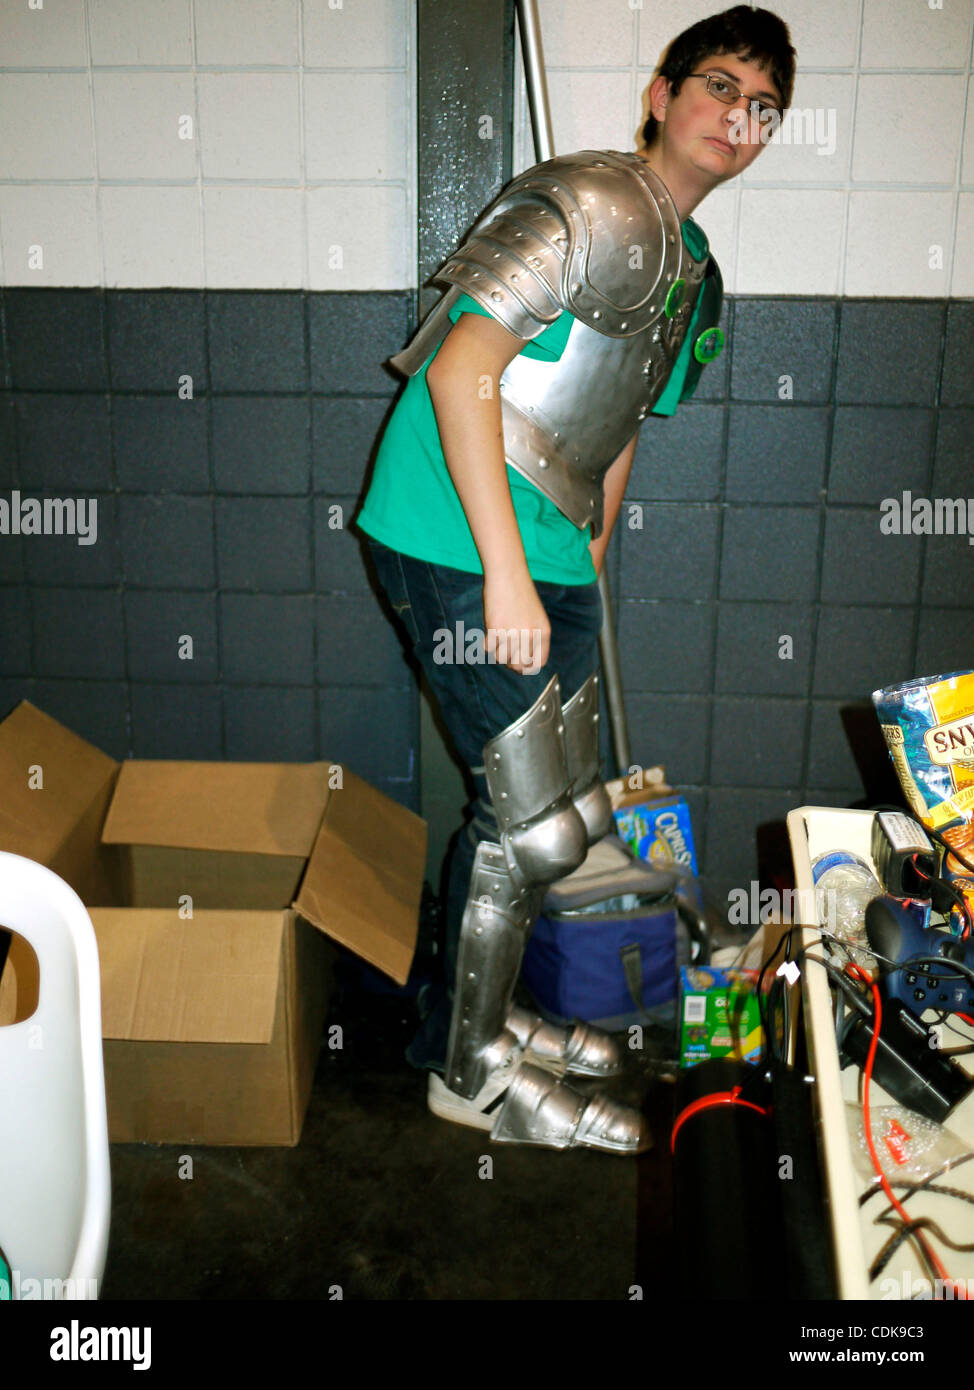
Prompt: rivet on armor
<box><xmin>620</xmin><ymin>321</ymin><xmax>628</xmax><ymax>331</ymax></box>
<box><xmin>593</xmin><ymin>310</ymin><xmax>602</xmax><ymax>320</ymax></box>
<box><xmin>571</xmin><ymin>282</ymin><xmax>582</xmax><ymax>294</ymax></box>
<box><xmin>490</xmin><ymin>290</ymin><xmax>503</xmax><ymax>301</ymax></box>
<box><xmin>468</xmin><ymin>972</ymin><xmax>476</xmax><ymax>980</ymax></box>
<box><xmin>540</xmin><ymin>703</ymin><xmax>548</xmax><ymax>713</ymax></box>
<box><xmin>538</xmin><ymin>457</ymin><xmax>549</xmax><ymax>469</ymax></box>
<box><xmin>474</xmin><ymin>927</ymin><xmax>483</xmax><ymax>936</ymax></box>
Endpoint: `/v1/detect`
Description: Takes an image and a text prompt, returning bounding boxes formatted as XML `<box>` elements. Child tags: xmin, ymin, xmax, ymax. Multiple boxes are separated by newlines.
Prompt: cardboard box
<box><xmin>0</xmin><ymin>701</ymin><xmax>426</xmax><ymax>1146</ymax></box>
<box><xmin>679</xmin><ymin>965</ymin><xmax>763</xmax><ymax>1068</ymax></box>
<box><xmin>606</xmin><ymin>770</ymin><xmax>699</xmax><ymax>874</ymax></box>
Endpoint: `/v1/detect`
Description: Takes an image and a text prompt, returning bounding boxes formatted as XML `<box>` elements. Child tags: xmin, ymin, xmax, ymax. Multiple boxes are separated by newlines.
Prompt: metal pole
<box><xmin>514</xmin><ymin>0</ymin><xmax>632</xmax><ymax>775</ymax></box>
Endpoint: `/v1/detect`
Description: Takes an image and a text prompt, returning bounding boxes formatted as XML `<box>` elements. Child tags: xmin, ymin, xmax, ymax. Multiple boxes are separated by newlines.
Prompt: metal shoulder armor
<box><xmin>390</xmin><ymin>148</ymin><xmax>685</xmax><ymax>372</ymax></box>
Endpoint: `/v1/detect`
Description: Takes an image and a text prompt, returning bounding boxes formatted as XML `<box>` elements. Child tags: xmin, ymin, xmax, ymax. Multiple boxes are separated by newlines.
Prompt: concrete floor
<box><xmin>100</xmin><ymin>961</ymin><xmax>686</xmax><ymax>1302</ymax></box>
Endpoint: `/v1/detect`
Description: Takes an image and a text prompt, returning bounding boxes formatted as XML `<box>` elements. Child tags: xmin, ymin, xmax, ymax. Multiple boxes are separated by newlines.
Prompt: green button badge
<box><xmin>664</xmin><ymin>278</ymin><xmax>685</xmax><ymax>318</ymax></box>
<box><xmin>693</xmin><ymin>326</ymin><xmax>725</xmax><ymax>364</ymax></box>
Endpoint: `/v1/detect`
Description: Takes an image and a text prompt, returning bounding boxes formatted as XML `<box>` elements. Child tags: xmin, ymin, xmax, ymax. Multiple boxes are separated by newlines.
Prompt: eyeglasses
<box><xmin>688</xmin><ymin>72</ymin><xmax>781</xmax><ymax>119</ymax></box>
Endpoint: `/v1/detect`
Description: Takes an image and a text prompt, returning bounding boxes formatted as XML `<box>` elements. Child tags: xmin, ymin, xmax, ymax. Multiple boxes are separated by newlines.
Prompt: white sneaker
<box><xmin>426</xmin><ymin>1046</ymin><xmax>521</xmax><ymax>1131</ymax></box>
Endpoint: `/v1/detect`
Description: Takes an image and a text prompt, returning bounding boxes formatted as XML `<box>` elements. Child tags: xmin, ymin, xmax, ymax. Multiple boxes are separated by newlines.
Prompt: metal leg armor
<box><xmin>438</xmin><ymin>671</ymin><xmax>649</xmax><ymax>1155</ymax></box>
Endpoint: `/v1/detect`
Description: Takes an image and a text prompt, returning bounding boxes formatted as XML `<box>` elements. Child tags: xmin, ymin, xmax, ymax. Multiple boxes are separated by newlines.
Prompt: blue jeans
<box><xmin>366</xmin><ymin>535</ymin><xmax>604</xmax><ymax>1073</ymax></box>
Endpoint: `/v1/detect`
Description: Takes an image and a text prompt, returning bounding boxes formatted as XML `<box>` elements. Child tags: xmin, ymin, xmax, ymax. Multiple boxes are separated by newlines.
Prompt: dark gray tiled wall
<box><xmin>2</xmin><ymin>290</ymin><xmax>973</xmax><ymax>908</ymax></box>
<box><xmin>601</xmin><ymin>296</ymin><xmax>974</xmax><ymax>908</ymax></box>
<box><xmin>0</xmin><ymin>288</ymin><xmax>421</xmax><ymax>810</ymax></box>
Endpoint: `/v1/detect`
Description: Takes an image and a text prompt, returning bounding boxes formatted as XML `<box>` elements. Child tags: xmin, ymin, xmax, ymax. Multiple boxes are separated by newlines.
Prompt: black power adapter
<box><xmin>871</xmin><ymin>810</ymin><xmax>936</xmax><ymax>898</ymax></box>
<box><xmin>838</xmin><ymin>995</ymin><xmax>971</xmax><ymax>1123</ymax></box>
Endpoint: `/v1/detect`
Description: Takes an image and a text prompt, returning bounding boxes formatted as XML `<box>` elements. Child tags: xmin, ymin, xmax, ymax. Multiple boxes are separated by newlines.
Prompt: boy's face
<box><xmin>652</xmin><ymin>50</ymin><xmax>782</xmax><ymax>184</ymax></box>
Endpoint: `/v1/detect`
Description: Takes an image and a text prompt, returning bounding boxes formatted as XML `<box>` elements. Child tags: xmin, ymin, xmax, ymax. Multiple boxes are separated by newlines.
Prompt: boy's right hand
<box><xmin>483</xmin><ymin>572</ymin><xmax>551</xmax><ymax>677</ymax></box>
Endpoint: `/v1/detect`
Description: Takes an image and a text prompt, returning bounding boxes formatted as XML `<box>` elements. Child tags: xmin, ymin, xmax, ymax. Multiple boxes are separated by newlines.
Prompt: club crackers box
<box><xmin>679</xmin><ymin>966</ymin><xmax>763</xmax><ymax>1068</ymax></box>
<box><xmin>606</xmin><ymin>770</ymin><xmax>699</xmax><ymax>875</ymax></box>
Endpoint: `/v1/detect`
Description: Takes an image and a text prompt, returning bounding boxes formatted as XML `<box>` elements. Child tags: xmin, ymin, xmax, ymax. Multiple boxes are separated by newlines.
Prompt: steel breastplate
<box><xmin>499</xmin><ymin>238</ymin><xmax>707</xmax><ymax>537</ymax></box>
<box><xmin>388</xmin><ymin>149</ymin><xmax>721</xmax><ymax>539</ymax></box>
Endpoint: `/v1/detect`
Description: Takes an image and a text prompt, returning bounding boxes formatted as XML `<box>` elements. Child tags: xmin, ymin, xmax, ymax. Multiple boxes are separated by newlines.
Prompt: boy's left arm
<box><xmin>588</xmin><ymin>432</ymin><xmax>638</xmax><ymax>577</ymax></box>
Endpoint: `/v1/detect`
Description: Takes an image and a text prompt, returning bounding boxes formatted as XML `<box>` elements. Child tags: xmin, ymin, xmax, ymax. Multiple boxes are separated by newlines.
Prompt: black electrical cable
<box><xmin>891</xmin><ymin>954</ymin><xmax>974</xmax><ymax>992</ymax></box>
<box><xmin>928</xmin><ymin>1011</ymin><xmax>974</xmax><ymax>1055</ymax></box>
<box><xmin>860</xmin><ymin>1150</ymin><xmax>974</xmax><ymax>1208</ymax></box>
<box><xmin>754</xmin><ymin>921</ymin><xmax>811</xmax><ymax>1072</ymax></box>
<box><xmin>870</xmin><ymin>1217</ymin><xmax>943</xmax><ymax>1283</ymax></box>
<box><xmin>874</xmin><ymin>1182</ymin><xmax>974</xmax><ymax>1234</ymax></box>
<box><xmin>754</xmin><ymin>928</ymin><xmax>788</xmax><ymax>1072</ymax></box>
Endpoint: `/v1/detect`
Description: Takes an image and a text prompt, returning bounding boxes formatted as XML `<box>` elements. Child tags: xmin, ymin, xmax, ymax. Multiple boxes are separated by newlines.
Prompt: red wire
<box><xmin>845</xmin><ymin>962</ymin><xmax>967</xmax><ymax>1299</ymax></box>
<box><xmin>910</xmin><ymin>851</ymin><xmax>972</xmax><ymax>940</ymax></box>
<box><xmin>669</xmin><ymin>1086</ymin><xmax>768</xmax><ymax>1153</ymax></box>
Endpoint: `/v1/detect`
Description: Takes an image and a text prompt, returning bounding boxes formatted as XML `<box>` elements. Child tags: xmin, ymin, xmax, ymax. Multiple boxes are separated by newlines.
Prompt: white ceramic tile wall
<box><xmin>1</xmin><ymin>0</ymin><xmax>973</xmax><ymax>294</ymax></box>
<box><xmin>0</xmin><ymin>0</ymin><xmax>414</xmax><ymax>290</ymax></box>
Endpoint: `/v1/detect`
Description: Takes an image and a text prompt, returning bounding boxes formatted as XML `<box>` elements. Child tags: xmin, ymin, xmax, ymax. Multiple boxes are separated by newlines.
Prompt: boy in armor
<box><xmin>356</xmin><ymin>6</ymin><xmax>796</xmax><ymax>1153</ymax></box>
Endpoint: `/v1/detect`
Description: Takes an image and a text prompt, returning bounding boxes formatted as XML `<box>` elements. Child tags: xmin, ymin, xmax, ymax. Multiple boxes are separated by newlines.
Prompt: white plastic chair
<box><xmin>0</xmin><ymin>851</ymin><xmax>111</xmax><ymax>1299</ymax></box>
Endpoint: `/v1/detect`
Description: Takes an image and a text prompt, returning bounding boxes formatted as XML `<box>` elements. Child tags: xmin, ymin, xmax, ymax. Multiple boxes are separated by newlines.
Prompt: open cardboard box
<box><xmin>0</xmin><ymin>701</ymin><xmax>426</xmax><ymax>1146</ymax></box>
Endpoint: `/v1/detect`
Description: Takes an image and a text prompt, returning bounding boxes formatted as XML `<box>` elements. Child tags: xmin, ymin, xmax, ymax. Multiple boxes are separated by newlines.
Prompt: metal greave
<box><xmin>443</xmin><ymin>669</ymin><xmax>612</xmax><ymax>1099</ymax></box>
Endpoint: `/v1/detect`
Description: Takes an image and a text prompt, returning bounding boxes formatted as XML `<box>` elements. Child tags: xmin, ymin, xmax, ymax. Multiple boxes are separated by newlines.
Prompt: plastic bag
<box><xmin>847</xmin><ymin>1101</ymin><xmax>969</xmax><ymax>1185</ymax></box>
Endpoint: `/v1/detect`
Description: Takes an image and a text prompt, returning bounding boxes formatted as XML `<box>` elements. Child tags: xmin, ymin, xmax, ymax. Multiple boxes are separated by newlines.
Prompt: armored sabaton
<box><xmin>390</xmin><ymin>148</ymin><xmax>724</xmax><ymax>539</ymax></box>
<box><xmin>439</xmin><ymin>670</ymin><xmax>649</xmax><ymax>1154</ymax></box>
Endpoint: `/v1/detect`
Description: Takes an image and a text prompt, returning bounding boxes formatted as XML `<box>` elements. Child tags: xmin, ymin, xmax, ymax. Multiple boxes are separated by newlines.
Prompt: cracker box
<box><xmin>679</xmin><ymin>966</ymin><xmax>763</xmax><ymax>1068</ymax></box>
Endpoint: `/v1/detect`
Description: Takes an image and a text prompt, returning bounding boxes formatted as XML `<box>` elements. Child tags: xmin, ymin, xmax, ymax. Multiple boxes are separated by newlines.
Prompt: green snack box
<box><xmin>679</xmin><ymin>966</ymin><xmax>763</xmax><ymax>1068</ymax></box>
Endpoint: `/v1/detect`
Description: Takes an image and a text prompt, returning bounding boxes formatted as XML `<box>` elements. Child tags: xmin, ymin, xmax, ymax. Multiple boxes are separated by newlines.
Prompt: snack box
<box><xmin>679</xmin><ymin>966</ymin><xmax>763</xmax><ymax>1068</ymax></box>
<box><xmin>607</xmin><ymin>772</ymin><xmax>699</xmax><ymax>876</ymax></box>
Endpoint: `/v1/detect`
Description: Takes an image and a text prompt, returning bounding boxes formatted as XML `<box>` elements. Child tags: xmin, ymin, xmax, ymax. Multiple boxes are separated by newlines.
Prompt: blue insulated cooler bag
<box><xmin>520</xmin><ymin>835</ymin><xmax>709</xmax><ymax>1031</ymax></box>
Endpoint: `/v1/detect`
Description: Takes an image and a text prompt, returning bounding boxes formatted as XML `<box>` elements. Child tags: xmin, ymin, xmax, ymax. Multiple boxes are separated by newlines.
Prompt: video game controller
<box><xmin>865</xmin><ymin>895</ymin><xmax>974</xmax><ymax>1018</ymax></box>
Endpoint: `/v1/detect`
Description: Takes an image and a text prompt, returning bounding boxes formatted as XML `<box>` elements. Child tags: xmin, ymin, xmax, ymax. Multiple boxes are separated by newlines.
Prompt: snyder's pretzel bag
<box><xmin>872</xmin><ymin>670</ymin><xmax>974</xmax><ymax>907</ymax></box>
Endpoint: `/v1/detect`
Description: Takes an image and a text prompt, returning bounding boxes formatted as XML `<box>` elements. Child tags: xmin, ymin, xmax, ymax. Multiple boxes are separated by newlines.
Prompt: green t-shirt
<box><xmin>356</xmin><ymin>216</ymin><xmax>709</xmax><ymax>583</ymax></box>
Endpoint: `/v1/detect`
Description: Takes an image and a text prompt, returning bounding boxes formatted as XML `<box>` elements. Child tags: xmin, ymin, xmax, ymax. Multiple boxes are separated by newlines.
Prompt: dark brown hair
<box><xmin>640</xmin><ymin>6</ymin><xmax>796</xmax><ymax>150</ymax></box>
